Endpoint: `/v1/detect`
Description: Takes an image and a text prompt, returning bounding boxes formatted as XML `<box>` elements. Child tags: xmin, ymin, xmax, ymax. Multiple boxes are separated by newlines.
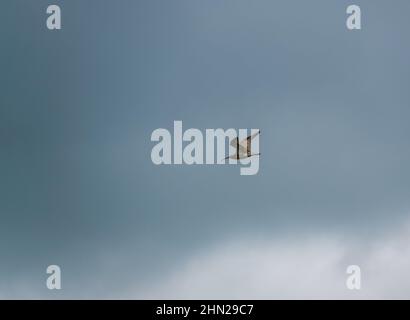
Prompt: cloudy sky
<box><xmin>1</xmin><ymin>0</ymin><xmax>410</xmax><ymax>299</ymax></box>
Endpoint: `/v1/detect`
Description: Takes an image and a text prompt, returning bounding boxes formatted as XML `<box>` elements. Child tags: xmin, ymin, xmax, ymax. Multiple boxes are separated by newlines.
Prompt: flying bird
<box><xmin>224</xmin><ymin>131</ymin><xmax>260</xmax><ymax>160</ymax></box>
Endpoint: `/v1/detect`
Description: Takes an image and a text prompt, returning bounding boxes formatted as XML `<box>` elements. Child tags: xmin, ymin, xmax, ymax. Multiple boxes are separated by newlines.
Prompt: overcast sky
<box><xmin>1</xmin><ymin>0</ymin><xmax>410</xmax><ymax>299</ymax></box>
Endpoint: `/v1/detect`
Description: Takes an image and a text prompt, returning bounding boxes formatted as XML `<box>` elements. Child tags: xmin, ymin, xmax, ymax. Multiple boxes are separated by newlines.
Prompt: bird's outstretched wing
<box><xmin>240</xmin><ymin>130</ymin><xmax>260</xmax><ymax>144</ymax></box>
<box><xmin>239</xmin><ymin>130</ymin><xmax>260</xmax><ymax>156</ymax></box>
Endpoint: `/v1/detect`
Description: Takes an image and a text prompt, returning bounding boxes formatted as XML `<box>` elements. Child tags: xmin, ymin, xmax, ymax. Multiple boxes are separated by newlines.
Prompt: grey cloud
<box><xmin>1</xmin><ymin>0</ymin><xmax>410</xmax><ymax>298</ymax></box>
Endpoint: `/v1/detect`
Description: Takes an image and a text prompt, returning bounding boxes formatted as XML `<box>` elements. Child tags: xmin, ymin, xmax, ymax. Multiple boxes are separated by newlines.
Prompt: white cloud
<box><xmin>135</xmin><ymin>222</ymin><xmax>410</xmax><ymax>299</ymax></box>
<box><xmin>2</xmin><ymin>221</ymin><xmax>410</xmax><ymax>299</ymax></box>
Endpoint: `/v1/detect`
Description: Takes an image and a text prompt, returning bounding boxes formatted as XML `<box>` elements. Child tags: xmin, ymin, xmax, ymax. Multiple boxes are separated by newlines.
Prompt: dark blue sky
<box><xmin>1</xmin><ymin>0</ymin><xmax>410</xmax><ymax>298</ymax></box>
